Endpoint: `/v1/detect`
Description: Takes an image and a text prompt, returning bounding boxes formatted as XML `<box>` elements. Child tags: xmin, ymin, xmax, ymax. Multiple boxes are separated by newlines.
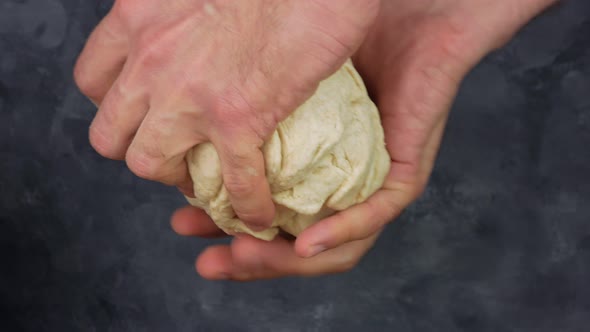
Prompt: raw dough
<box><xmin>185</xmin><ymin>60</ymin><xmax>391</xmax><ymax>240</ymax></box>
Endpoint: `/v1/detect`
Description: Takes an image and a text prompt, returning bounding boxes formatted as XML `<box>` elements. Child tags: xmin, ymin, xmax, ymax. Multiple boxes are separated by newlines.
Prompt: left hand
<box><xmin>172</xmin><ymin>0</ymin><xmax>559</xmax><ymax>281</ymax></box>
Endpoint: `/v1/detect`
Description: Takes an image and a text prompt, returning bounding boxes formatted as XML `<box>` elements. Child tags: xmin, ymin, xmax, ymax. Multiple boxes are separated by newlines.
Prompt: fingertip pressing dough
<box><xmin>185</xmin><ymin>59</ymin><xmax>391</xmax><ymax>241</ymax></box>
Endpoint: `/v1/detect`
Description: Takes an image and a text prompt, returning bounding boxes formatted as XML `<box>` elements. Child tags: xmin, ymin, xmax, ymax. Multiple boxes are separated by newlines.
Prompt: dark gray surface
<box><xmin>1</xmin><ymin>0</ymin><xmax>589</xmax><ymax>331</ymax></box>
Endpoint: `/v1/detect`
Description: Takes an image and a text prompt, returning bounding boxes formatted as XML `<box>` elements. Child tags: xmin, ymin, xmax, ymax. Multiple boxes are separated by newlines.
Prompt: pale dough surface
<box><xmin>185</xmin><ymin>60</ymin><xmax>391</xmax><ymax>240</ymax></box>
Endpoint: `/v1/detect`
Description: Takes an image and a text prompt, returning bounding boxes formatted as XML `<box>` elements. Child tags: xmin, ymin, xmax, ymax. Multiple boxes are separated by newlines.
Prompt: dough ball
<box><xmin>185</xmin><ymin>60</ymin><xmax>391</xmax><ymax>241</ymax></box>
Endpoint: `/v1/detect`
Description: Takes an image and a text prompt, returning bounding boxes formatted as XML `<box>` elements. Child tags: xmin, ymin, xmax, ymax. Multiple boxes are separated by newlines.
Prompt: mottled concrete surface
<box><xmin>1</xmin><ymin>1</ymin><xmax>589</xmax><ymax>331</ymax></box>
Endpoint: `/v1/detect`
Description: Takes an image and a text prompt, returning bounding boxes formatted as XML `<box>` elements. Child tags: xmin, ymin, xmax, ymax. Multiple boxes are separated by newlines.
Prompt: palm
<box><xmin>347</xmin><ymin>2</ymin><xmax>472</xmax><ymax>223</ymax></box>
<box><xmin>350</xmin><ymin>0</ymin><xmax>552</xmax><ymax>214</ymax></box>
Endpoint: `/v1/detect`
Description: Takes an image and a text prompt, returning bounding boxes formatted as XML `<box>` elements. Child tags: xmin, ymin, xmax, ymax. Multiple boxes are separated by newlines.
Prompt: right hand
<box><xmin>74</xmin><ymin>0</ymin><xmax>380</xmax><ymax>231</ymax></box>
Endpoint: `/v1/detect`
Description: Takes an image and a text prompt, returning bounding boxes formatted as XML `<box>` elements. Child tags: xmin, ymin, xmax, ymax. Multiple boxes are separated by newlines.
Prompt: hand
<box><xmin>74</xmin><ymin>0</ymin><xmax>380</xmax><ymax>230</ymax></box>
<box><xmin>171</xmin><ymin>0</ymin><xmax>559</xmax><ymax>280</ymax></box>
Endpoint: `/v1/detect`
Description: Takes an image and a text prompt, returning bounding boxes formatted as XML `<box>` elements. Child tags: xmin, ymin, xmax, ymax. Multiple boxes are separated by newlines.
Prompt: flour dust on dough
<box><xmin>185</xmin><ymin>59</ymin><xmax>391</xmax><ymax>241</ymax></box>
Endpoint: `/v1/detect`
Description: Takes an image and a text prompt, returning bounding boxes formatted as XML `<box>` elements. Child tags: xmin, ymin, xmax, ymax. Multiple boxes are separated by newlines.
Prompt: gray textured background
<box><xmin>1</xmin><ymin>0</ymin><xmax>589</xmax><ymax>331</ymax></box>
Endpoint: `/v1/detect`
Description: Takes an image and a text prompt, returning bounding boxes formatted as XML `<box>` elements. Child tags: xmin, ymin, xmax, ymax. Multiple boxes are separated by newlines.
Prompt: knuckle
<box><xmin>135</xmin><ymin>39</ymin><xmax>167</xmax><ymax>68</ymax></box>
<box><xmin>219</xmin><ymin>143</ymin><xmax>264</xmax><ymax>199</ymax></box>
<box><xmin>111</xmin><ymin>72</ymin><xmax>137</xmax><ymax>101</ymax></box>
<box><xmin>125</xmin><ymin>148</ymin><xmax>162</xmax><ymax>180</ymax></box>
<box><xmin>73</xmin><ymin>63</ymin><xmax>100</xmax><ymax>100</ymax></box>
<box><xmin>142</xmin><ymin>115</ymin><xmax>170</xmax><ymax>142</ymax></box>
<box><xmin>88</xmin><ymin>125</ymin><xmax>120</xmax><ymax>159</ymax></box>
<box><xmin>360</xmin><ymin>200</ymin><xmax>386</xmax><ymax>234</ymax></box>
<box><xmin>131</xmin><ymin>23</ymin><xmax>178</xmax><ymax>69</ymax></box>
<box><xmin>225</xmin><ymin>144</ymin><xmax>254</xmax><ymax>166</ymax></box>
<box><xmin>235</xmin><ymin>210</ymin><xmax>261</xmax><ymax>223</ymax></box>
<box><xmin>341</xmin><ymin>221</ymin><xmax>357</xmax><ymax>244</ymax></box>
<box><xmin>217</xmin><ymin>136</ymin><xmax>261</xmax><ymax>171</ymax></box>
<box><xmin>223</xmin><ymin>171</ymin><xmax>255</xmax><ymax>197</ymax></box>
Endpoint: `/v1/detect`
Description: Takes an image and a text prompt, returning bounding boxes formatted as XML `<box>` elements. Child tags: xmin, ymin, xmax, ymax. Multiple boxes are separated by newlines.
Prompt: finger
<box><xmin>126</xmin><ymin>137</ymin><xmax>193</xmax><ymax>193</ymax></box>
<box><xmin>125</xmin><ymin>109</ymin><xmax>200</xmax><ymax>195</ymax></box>
<box><xmin>212</xmin><ymin>132</ymin><xmax>275</xmax><ymax>231</ymax></box>
<box><xmin>195</xmin><ymin>245</ymin><xmax>234</xmax><ymax>280</ymax></box>
<box><xmin>74</xmin><ymin>11</ymin><xmax>128</xmax><ymax>105</ymax></box>
<box><xmin>170</xmin><ymin>205</ymin><xmax>226</xmax><ymax>238</ymax></box>
<box><xmin>88</xmin><ymin>74</ymin><xmax>149</xmax><ymax>160</ymax></box>
<box><xmin>294</xmin><ymin>183</ymin><xmax>411</xmax><ymax>258</ymax></box>
<box><xmin>196</xmin><ymin>233</ymin><xmax>379</xmax><ymax>281</ymax></box>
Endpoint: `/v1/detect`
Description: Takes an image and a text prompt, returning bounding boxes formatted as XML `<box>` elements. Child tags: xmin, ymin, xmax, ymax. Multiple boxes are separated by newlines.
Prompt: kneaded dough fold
<box><xmin>185</xmin><ymin>60</ymin><xmax>391</xmax><ymax>240</ymax></box>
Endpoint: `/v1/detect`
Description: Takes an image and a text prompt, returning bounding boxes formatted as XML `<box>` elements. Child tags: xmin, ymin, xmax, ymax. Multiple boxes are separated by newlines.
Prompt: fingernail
<box><xmin>248</xmin><ymin>224</ymin><xmax>267</xmax><ymax>232</ymax></box>
<box><xmin>306</xmin><ymin>245</ymin><xmax>326</xmax><ymax>258</ymax></box>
